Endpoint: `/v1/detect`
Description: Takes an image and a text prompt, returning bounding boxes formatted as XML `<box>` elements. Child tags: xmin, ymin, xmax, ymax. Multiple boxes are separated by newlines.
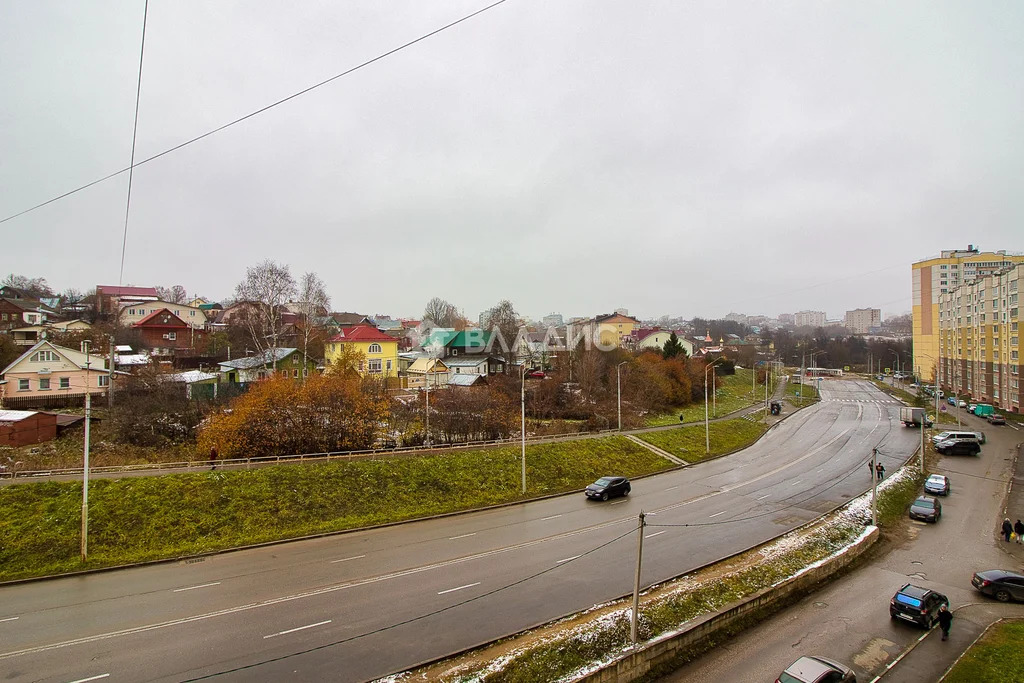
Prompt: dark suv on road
<box><xmin>934</xmin><ymin>437</ymin><xmax>981</xmax><ymax>456</ymax></box>
<box><xmin>889</xmin><ymin>584</ymin><xmax>948</xmax><ymax>628</ymax></box>
<box><xmin>584</xmin><ymin>476</ymin><xmax>630</xmax><ymax>501</ymax></box>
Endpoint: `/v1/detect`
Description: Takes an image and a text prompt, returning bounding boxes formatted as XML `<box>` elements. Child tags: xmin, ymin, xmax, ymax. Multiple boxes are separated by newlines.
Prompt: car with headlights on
<box><xmin>909</xmin><ymin>496</ymin><xmax>941</xmax><ymax>522</ymax></box>
<box><xmin>776</xmin><ymin>655</ymin><xmax>856</xmax><ymax>683</ymax></box>
<box><xmin>924</xmin><ymin>474</ymin><xmax>950</xmax><ymax>496</ymax></box>
<box><xmin>584</xmin><ymin>476</ymin><xmax>630</xmax><ymax>501</ymax></box>
<box><xmin>972</xmin><ymin>570</ymin><xmax>1024</xmax><ymax>603</ymax></box>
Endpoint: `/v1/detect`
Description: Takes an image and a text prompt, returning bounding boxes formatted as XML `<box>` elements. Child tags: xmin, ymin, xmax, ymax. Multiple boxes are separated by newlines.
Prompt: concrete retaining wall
<box><xmin>575</xmin><ymin>526</ymin><xmax>879</xmax><ymax>682</ymax></box>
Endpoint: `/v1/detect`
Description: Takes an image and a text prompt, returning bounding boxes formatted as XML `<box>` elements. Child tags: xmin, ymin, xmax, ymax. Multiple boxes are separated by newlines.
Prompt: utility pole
<box><xmin>631</xmin><ymin>511</ymin><xmax>646</xmax><ymax>647</ymax></box>
<box><xmin>81</xmin><ymin>340</ymin><xmax>92</xmax><ymax>562</ymax></box>
<box><xmin>521</xmin><ymin>365</ymin><xmax>527</xmax><ymax>495</ymax></box>
<box><xmin>871</xmin><ymin>447</ymin><xmax>878</xmax><ymax>527</ymax></box>
<box><xmin>107</xmin><ymin>338</ymin><xmax>115</xmax><ymax>408</ymax></box>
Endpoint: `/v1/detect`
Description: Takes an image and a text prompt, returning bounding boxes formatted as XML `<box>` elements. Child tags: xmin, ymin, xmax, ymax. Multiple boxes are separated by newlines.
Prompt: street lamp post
<box><xmin>705</xmin><ymin>359</ymin><xmax>722</xmax><ymax>454</ymax></box>
<box><xmin>81</xmin><ymin>340</ymin><xmax>92</xmax><ymax>562</ymax></box>
<box><xmin>616</xmin><ymin>361</ymin><xmax>627</xmax><ymax>431</ymax></box>
<box><xmin>521</xmin><ymin>364</ymin><xmax>528</xmax><ymax>494</ymax></box>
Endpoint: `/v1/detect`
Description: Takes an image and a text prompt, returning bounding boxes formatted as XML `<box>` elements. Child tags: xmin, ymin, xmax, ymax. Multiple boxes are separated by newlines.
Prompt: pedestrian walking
<box><xmin>210</xmin><ymin>445</ymin><xmax>219</xmax><ymax>471</ymax></box>
<box><xmin>938</xmin><ymin>604</ymin><xmax>952</xmax><ymax>641</ymax></box>
<box><xmin>1015</xmin><ymin>520</ymin><xmax>1024</xmax><ymax>544</ymax></box>
<box><xmin>1001</xmin><ymin>518</ymin><xmax>1013</xmax><ymax>542</ymax></box>
<box><xmin>876</xmin><ymin>462</ymin><xmax>885</xmax><ymax>480</ymax></box>
<box><xmin>869</xmin><ymin>461</ymin><xmax>875</xmax><ymax>477</ymax></box>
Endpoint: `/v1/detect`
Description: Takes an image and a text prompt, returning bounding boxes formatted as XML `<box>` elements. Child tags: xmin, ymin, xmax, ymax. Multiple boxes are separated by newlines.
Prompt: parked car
<box><xmin>967</xmin><ymin>403</ymin><xmax>977</xmax><ymax>414</ymax></box>
<box><xmin>947</xmin><ymin>396</ymin><xmax>958</xmax><ymax>406</ymax></box>
<box><xmin>776</xmin><ymin>655</ymin><xmax>857</xmax><ymax>683</ymax></box>
<box><xmin>924</xmin><ymin>474</ymin><xmax>950</xmax><ymax>496</ymax></box>
<box><xmin>526</xmin><ymin>369</ymin><xmax>546</xmax><ymax>379</ymax></box>
<box><xmin>971</xmin><ymin>570</ymin><xmax>1024</xmax><ymax>603</ymax></box>
<box><xmin>909</xmin><ymin>383</ymin><xmax>919</xmax><ymax>390</ymax></box>
<box><xmin>931</xmin><ymin>430</ymin><xmax>975</xmax><ymax>445</ymax></box>
<box><xmin>909</xmin><ymin>496</ymin><xmax>941</xmax><ymax>522</ymax></box>
<box><xmin>958</xmin><ymin>399</ymin><xmax>967</xmax><ymax>408</ymax></box>
<box><xmin>987</xmin><ymin>414</ymin><xmax>1006</xmax><ymax>425</ymax></box>
<box><xmin>890</xmin><ymin>584</ymin><xmax>949</xmax><ymax>628</ymax></box>
<box><xmin>973</xmin><ymin>404</ymin><xmax>995</xmax><ymax>418</ymax></box>
<box><xmin>973</xmin><ymin>431</ymin><xmax>986</xmax><ymax>444</ymax></box>
<box><xmin>584</xmin><ymin>476</ymin><xmax>630</xmax><ymax>501</ymax></box>
<box><xmin>934</xmin><ymin>438</ymin><xmax>981</xmax><ymax>456</ymax></box>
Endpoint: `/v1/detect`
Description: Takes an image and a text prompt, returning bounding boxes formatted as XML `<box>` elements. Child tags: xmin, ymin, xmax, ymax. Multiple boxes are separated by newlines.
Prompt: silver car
<box><xmin>777</xmin><ymin>655</ymin><xmax>856</xmax><ymax>683</ymax></box>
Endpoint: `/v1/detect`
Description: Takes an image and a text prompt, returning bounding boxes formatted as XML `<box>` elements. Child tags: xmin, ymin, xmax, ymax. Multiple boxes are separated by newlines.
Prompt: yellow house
<box><xmin>588</xmin><ymin>312</ymin><xmax>641</xmax><ymax>349</ymax></box>
<box><xmin>324</xmin><ymin>324</ymin><xmax>399</xmax><ymax>376</ymax></box>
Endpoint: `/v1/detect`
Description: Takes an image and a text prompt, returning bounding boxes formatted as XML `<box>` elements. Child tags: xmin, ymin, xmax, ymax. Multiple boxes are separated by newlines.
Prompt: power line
<box><xmin>0</xmin><ymin>0</ymin><xmax>510</xmax><ymax>226</ymax></box>
<box><xmin>118</xmin><ymin>0</ymin><xmax>150</xmax><ymax>287</ymax></box>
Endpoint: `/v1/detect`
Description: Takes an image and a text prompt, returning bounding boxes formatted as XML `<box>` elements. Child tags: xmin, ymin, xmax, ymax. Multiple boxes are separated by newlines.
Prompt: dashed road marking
<box><xmin>68</xmin><ymin>675</ymin><xmax>110</xmax><ymax>683</ymax></box>
<box><xmin>438</xmin><ymin>583</ymin><xmax>480</xmax><ymax>595</ymax></box>
<box><xmin>541</xmin><ymin>514</ymin><xmax>562</xmax><ymax>521</ymax></box>
<box><xmin>0</xmin><ymin>617</ymin><xmax>18</xmax><ymax>623</ymax></box>
<box><xmin>708</xmin><ymin>511</ymin><xmax>726</xmax><ymax>518</ymax></box>
<box><xmin>448</xmin><ymin>533</ymin><xmax>476</xmax><ymax>540</ymax></box>
<box><xmin>556</xmin><ymin>556</ymin><xmax>580</xmax><ymax>564</ymax></box>
<box><xmin>645</xmin><ymin>530</ymin><xmax>667</xmax><ymax>539</ymax></box>
<box><xmin>263</xmin><ymin>620</ymin><xmax>331</xmax><ymax>639</ymax></box>
<box><xmin>329</xmin><ymin>555</ymin><xmax>366</xmax><ymax>564</ymax></box>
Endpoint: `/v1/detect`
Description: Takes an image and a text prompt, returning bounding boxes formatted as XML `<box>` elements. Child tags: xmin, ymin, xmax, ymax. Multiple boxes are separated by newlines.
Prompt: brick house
<box><xmin>132</xmin><ymin>308</ymin><xmax>207</xmax><ymax>353</ymax></box>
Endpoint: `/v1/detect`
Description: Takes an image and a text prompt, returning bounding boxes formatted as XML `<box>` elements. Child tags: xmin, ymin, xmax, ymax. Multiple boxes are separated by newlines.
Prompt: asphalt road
<box><xmin>659</xmin><ymin>399</ymin><xmax>1024</xmax><ymax>682</ymax></box>
<box><xmin>0</xmin><ymin>380</ymin><xmax>919</xmax><ymax>683</ymax></box>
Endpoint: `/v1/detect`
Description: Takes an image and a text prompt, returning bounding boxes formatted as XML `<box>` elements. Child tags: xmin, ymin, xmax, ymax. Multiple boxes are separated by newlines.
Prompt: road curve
<box><xmin>0</xmin><ymin>380</ymin><xmax>918</xmax><ymax>682</ymax></box>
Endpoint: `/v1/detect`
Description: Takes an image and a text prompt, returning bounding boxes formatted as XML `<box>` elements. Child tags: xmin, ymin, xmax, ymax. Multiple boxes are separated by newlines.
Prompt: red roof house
<box><xmin>132</xmin><ymin>308</ymin><xmax>206</xmax><ymax>352</ymax></box>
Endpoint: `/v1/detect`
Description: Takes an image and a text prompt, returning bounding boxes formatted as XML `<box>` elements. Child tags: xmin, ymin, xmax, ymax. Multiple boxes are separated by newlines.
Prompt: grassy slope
<box><xmin>944</xmin><ymin>619</ymin><xmax>1024</xmax><ymax>683</ymax></box>
<box><xmin>637</xmin><ymin>418</ymin><xmax>769</xmax><ymax>463</ymax></box>
<box><xmin>0</xmin><ymin>436</ymin><xmax>673</xmax><ymax>582</ymax></box>
<box><xmin>647</xmin><ymin>368</ymin><xmax>760</xmax><ymax>426</ymax></box>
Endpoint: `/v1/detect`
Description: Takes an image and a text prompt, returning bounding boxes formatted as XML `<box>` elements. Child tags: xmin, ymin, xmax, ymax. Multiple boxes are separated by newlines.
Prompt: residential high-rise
<box><xmin>844</xmin><ymin>308</ymin><xmax>881</xmax><ymax>334</ymax></box>
<box><xmin>912</xmin><ymin>246</ymin><xmax>1024</xmax><ymax>382</ymax></box>
<box><xmin>794</xmin><ymin>310</ymin><xmax>827</xmax><ymax>328</ymax></box>
<box><xmin>937</xmin><ymin>264</ymin><xmax>1021</xmax><ymax>412</ymax></box>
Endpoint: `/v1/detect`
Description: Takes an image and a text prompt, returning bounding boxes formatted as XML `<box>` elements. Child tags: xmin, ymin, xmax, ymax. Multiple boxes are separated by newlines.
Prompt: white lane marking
<box><xmin>610</xmin><ymin>499</ymin><xmax>628</xmax><ymax>505</ymax></box>
<box><xmin>1008</xmin><ymin>422</ymin><xmax>1020</xmax><ymax>431</ymax></box>
<box><xmin>708</xmin><ymin>511</ymin><xmax>727</xmax><ymax>518</ymax></box>
<box><xmin>556</xmin><ymin>555</ymin><xmax>581</xmax><ymax>564</ymax></box>
<box><xmin>172</xmin><ymin>582</ymin><xmax>221</xmax><ymax>593</ymax></box>
<box><xmin>644</xmin><ymin>530</ymin><xmax>667</xmax><ymax>539</ymax></box>
<box><xmin>756</xmin><ymin>494</ymin><xmax>771</xmax><ymax>500</ymax></box>
<box><xmin>67</xmin><ymin>675</ymin><xmax>110</xmax><ymax>683</ymax></box>
<box><xmin>665</xmin><ymin>485</ymin><xmax>680</xmax><ymax>491</ymax></box>
<box><xmin>329</xmin><ymin>554</ymin><xmax>366</xmax><ymax>564</ymax></box>
<box><xmin>791</xmin><ymin>480</ymin><xmax>802</xmax><ymax>486</ymax></box>
<box><xmin>438</xmin><ymin>582</ymin><xmax>480</xmax><ymax>595</ymax></box>
<box><xmin>541</xmin><ymin>514</ymin><xmax>562</xmax><ymax>521</ymax></box>
<box><xmin>448</xmin><ymin>533</ymin><xmax>476</xmax><ymax>540</ymax></box>
<box><xmin>0</xmin><ymin>617</ymin><xmax>19</xmax><ymax>623</ymax></box>
<box><xmin>263</xmin><ymin>619</ymin><xmax>331</xmax><ymax>639</ymax></box>
<box><xmin>816</xmin><ymin>469</ymin><xmax>824</xmax><ymax>473</ymax></box>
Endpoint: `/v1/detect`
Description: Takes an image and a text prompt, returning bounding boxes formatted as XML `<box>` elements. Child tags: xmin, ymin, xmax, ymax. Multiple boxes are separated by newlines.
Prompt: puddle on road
<box><xmin>853</xmin><ymin>637</ymin><xmax>897</xmax><ymax>670</ymax></box>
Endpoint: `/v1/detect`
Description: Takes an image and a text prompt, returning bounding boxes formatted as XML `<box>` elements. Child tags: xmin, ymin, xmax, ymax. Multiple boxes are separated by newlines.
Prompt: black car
<box><xmin>934</xmin><ymin>438</ymin><xmax>981</xmax><ymax>456</ymax></box>
<box><xmin>972</xmin><ymin>570</ymin><xmax>1024</xmax><ymax>602</ymax></box>
<box><xmin>923</xmin><ymin>474</ymin><xmax>950</xmax><ymax>496</ymax></box>
<box><xmin>987</xmin><ymin>414</ymin><xmax>1006</xmax><ymax>425</ymax></box>
<box><xmin>890</xmin><ymin>584</ymin><xmax>948</xmax><ymax>628</ymax></box>
<box><xmin>585</xmin><ymin>476</ymin><xmax>630</xmax><ymax>501</ymax></box>
<box><xmin>909</xmin><ymin>496</ymin><xmax>941</xmax><ymax>522</ymax></box>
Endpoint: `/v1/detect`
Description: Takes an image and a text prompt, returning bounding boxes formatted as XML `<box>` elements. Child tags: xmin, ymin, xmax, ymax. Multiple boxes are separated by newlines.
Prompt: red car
<box><xmin>526</xmin><ymin>369</ymin><xmax>546</xmax><ymax>378</ymax></box>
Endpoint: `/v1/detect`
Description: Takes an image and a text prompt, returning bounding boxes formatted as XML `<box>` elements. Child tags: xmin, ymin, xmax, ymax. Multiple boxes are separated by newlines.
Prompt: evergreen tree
<box><xmin>663</xmin><ymin>331</ymin><xmax>684</xmax><ymax>359</ymax></box>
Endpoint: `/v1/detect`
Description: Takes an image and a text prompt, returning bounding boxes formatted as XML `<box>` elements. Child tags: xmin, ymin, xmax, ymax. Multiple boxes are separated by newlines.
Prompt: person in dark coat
<box><xmin>210</xmin><ymin>445</ymin><xmax>219</xmax><ymax>471</ymax></box>
<box><xmin>875</xmin><ymin>462</ymin><xmax>885</xmax><ymax>480</ymax></box>
<box><xmin>1001</xmin><ymin>518</ymin><xmax>1013</xmax><ymax>542</ymax></box>
<box><xmin>937</xmin><ymin>604</ymin><xmax>952</xmax><ymax>641</ymax></box>
<box><xmin>1015</xmin><ymin>519</ymin><xmax>1024</xmax><ymax>544</ymax></box>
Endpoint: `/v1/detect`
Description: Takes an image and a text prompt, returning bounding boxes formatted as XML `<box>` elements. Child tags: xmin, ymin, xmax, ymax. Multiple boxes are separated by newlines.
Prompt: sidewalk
<box><xmin>878</xmin><ymin>439</ymin><xmax>1024</xmax><ymax>682</ymax></box>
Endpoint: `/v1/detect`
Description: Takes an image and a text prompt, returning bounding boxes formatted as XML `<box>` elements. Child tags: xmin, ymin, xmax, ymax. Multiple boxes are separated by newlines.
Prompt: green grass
<box><xmin>0</xmin><ymin>436</ymin><xmax>672</xmax><ymax>582</ymax></box>
<box><xmin>647</xmin><ymin>368</ymin><xmax>761</xmax><ymax>426</ymax></box>
<box><xmin>785</xmin><ymin>379</ymin><xmax>819</xmax><ymax>406</ymax></box>
<box><xmin>943</xmin><ymin>619</ymin><xmax>1024</xmax><ymax>683</ymax></box>
<box><xmin>636</xmin><ymin>417</ymin><xmax>769</xmax><ymax>463</ymax></box>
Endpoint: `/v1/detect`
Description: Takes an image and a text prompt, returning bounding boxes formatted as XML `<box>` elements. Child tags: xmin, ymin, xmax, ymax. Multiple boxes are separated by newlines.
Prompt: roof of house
<box><xmin>328</xmin><ymin>324</ymin><xmax>395</xmax><ymax>343</ymax></box>
<box><xmin>115</xmin><ymin>353</ymin><xmax>151</xmax><ymax>367</ymax></box>
<box><xmin>165</xmin><ymin>370</ymin><xmax>219</xmax><ymax>383</ymax></box>
<box><xmin>448</xmin><ymin>374</ymin><xmax>487</xmax><ymax>386</ymax></box>
<box><xmin>218</xmin><ymin>347</ymin><xmax>298</xmax><ymax>370</ymax></box>
<box><xmin>422</xmin><ymin>328</ymin><xmax>458</xmax><ymax>348</ymax></box>
<box><xmin>0</xmin><ymin>410</ymin><xmax>38</xmax><ymax>423</ymax></box>
<box><xmin>97</xmin><ymin>285</ymin><xmax>159</xmax><ymax>297</ymax></box>
<box><xmin>447</xmin><ymin>330</ymin><xmax>493</xmax><ymax>348</ymax></box>
<box><xmin>133</xmin><ymin>308</ymin><xmax>189</xmax><ymax>328</ymax></box>
<box><xmin>331</xmin><ymin>312</ymin><xmax>371</xmax><ymax>326</ymax></box>
<box><xmin>443</xmin><ymin>355</ymin><xmax>498</xmax><ymax>367</ymax></box>
<box><xmin>1</xmin><ymin>339</ymin><xmax>107</xmax><ymax>376</ymax></box>
<box><xmin>595</xmin><ymin>312</ymin><xmax>641</xmax><ymax>324</ymax></box>
<box><xmin>408</xmin><ymin>358</ymin><xmax>449</xmax><ymax>373</ymax></box>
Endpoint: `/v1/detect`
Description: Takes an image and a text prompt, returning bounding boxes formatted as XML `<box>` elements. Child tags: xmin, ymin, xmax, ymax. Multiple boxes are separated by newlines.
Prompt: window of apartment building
<box><xmin>38</xmin><ymin>378</ymin><xmax>50</xmax><ymax>390</ymax></box>
<box><xmin>60</xmin><ymin>377</ymin><xmax>70</xmax><ymax>389</ymax></box>
<box><xmin>941</xmin><ymin>264</ymin><xmax>947</xmax><ymax>269</ymax></box>
<box><xmin>18</xmin><ymin>379</ymin><xmax>29</xmax><ymax>391</ymax></box>
<box><xmin>368</xmin><ymin>359</ymin><xmax>382</xmax><ymax>373</ymax></box>
<box><xmin>368</xmin><ymin>343</ymin><xmax>382</xmax><ymax>354</ymax></box>
<box><xmin>1012</xmin><ymin>336</ymin><xmax>1019</xmax><ymax>346</ymax></box>
<box><xmin>941</xmin><ymin>280</ymin><xmax>947</xmax><ymax>286</ymax></box>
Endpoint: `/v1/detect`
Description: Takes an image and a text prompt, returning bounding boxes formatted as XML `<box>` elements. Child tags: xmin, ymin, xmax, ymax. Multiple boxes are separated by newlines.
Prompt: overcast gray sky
<box><xmin>2</xmin><ymin>1</ymin><xmax>1022</xmax><ymax>322</ymax></box>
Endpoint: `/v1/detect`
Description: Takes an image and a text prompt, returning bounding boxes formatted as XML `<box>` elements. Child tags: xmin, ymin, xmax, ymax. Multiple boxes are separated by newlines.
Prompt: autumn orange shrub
<box><xmin>197</xmin><ymin>374</ymin><xmax>390</xmax><ymax>459</ymax></box>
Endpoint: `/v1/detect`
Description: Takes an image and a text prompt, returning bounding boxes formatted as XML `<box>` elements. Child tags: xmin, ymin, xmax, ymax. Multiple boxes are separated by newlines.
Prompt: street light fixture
<box><xmin>705</xmin><ymin>359</ymin><xmax>723</xmax><ymax>454</ymax></box>
<box><xmin>616</xmin><ymin>361</ymin><xmax>628</xmax><ymax>431</ymax></box>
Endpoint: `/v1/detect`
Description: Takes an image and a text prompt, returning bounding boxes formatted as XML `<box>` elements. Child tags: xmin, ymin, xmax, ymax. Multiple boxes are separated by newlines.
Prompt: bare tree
<box><xmin>295</xmin><ymin>271</ymin><xmax>331</xmax><ymax>381</ymax></box>
<box><xmin>234</xmin><ymin>260</ymin><xmax>297</xmax><ymax>363</ymax></box>
<box><xmin>482</xmin><ymin>299</ymin><xmax>522</xmax><ymax>370</ymax></box>
<box><xmin>2</xmin><ymin>274</ymin><xmax>54</xmax><ymax>299</ymax></box>
<box><xmin>422</xmin><ymin>297</ymin><xmax>460</xmax><ymax>328</ymax></box>
<box><xmin>155</xmin><ymin>285</ymin><xmax>188</xmax><ymax>304</ymax></box>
